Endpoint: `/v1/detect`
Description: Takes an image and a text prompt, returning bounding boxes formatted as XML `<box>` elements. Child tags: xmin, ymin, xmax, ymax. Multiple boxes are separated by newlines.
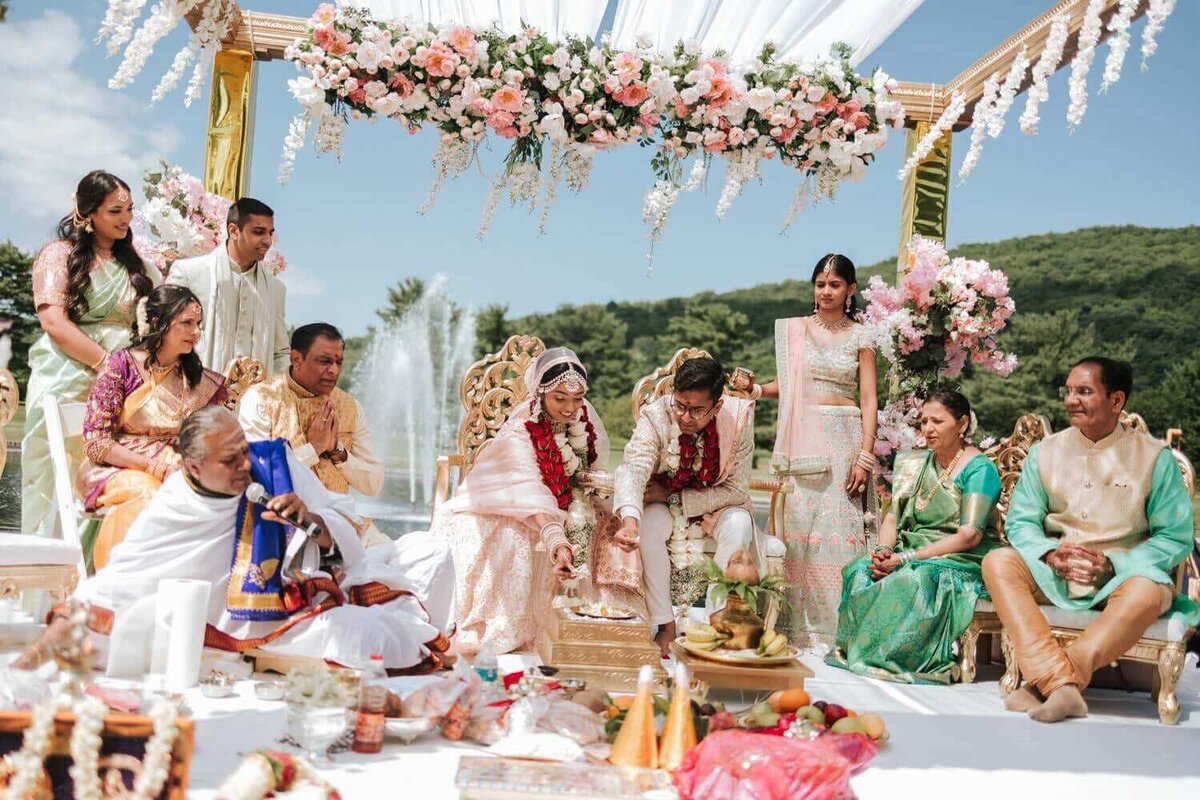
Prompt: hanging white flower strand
<box><xmin>958</xmin><ymin>73</ymin><xmax>1000</xmax><ymax>182</ymax></box>
<box><xmin>781</xmin><ymin>176</ymin><xmax>811</xmax><ymax>233</ymax></box>
<box><xmin>538</xmin><ymin>144</ymin><xmax>564</xmax><ymax>235</ymax></box>
<box><xmin>278</xmin><ymin>110</ymin><xmax>313</xmax><ymax>185</ymax></box>
<box><xmin>1141</xmin><ymin>0</ymin><xmax>1178</xmax><ymax>69</ymax></box>
<box><xmin>420</xmin><ymin>137</ymin><xmax>473</xmax><ymax>215</ymax></box>
<box><xmin>899</xmin><ymin>90</ymin><xmax>966</xmax><ymax>181</ymax></box>
<box><xmin>642</xmin><ymin>157</ymin><xmax>707</xmax><ymax>273</ymax></box>
<box><xmin>715</xmin><ymin>146</ymin><xmax>763</xmax><ymax>221</ymax></box>
<box><xmin>1100</xmin><ymin>0</ymin><xmax>1140</xmax><ymax>93</ymax></box>
<box><xmin>476</xmin><ymin>173</ymin><xmax>508</xmax><ymax>240</ymax></box>
<box><xmin>98</xmin><ymin>0</ymin><xmax>152</xmax><ymax>56</ymax></box>
<box><xmin>987</xmin><ymin>47</ymin><xmax>1029</xmax><ymax>139</ymax></box>
<box><xmin>109</xmin><ymin>0</ymin><xmax>201</xmax><ymax>90</ymax></box>
<box><xmin>1020</xmin><ymin>13</ymin><xmax>1070</xmax><ymax>135</ymax></box>
<box><xmin>1066</xmin><ymin>0</ymin><xmax>1107</xmax><ymax>130</ymax></box>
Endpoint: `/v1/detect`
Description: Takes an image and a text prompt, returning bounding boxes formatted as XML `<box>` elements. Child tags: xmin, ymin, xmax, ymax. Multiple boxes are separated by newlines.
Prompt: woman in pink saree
<box><xmin>432</xmin><ymin>348</ymin><xmax>645</xmax><ymax>655</ymax></box>
<box><xmin>79</xmin><ymin>284</ymin><xmax>228</xmax><ymax>570</ymax></box>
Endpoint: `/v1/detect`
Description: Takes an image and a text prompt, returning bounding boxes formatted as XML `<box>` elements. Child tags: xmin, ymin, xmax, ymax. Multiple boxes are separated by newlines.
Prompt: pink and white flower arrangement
<box><xmin>277</xmin><ymin>7</ymin><xmax>901</xmax><ymax>250</ymax></box>
<box><xmin>134</xmin><ymin>161</ymin><xmax>286</xmax><ymax>277</ymax></box>
<box><xmin>862</xmin><ymin>235</ymin><xmax>1017</xmax><ymax>480</ymax></box>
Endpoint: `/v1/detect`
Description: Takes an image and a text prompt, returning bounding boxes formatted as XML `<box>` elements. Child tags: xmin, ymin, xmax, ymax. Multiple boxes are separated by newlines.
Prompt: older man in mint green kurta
<box><xmin>982</xmin><ymin>357</ymin><xmax>1197</xmax><ymax>724</ymax></box>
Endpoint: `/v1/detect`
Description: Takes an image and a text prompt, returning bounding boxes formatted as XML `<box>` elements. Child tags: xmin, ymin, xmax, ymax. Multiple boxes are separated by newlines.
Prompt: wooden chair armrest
<box><xmin>432</xmin><ymin>454</ymin><xmax>464</xmax><ymax>514</ymax></box>
<box><xmin>749</xmin><ymin>478</ymin><xmax>792</xmax><ymax>494</ymax></box>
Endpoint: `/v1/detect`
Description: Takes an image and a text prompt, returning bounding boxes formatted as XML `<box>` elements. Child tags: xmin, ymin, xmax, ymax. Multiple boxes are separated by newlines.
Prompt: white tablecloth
<box><xmin>179</xmin><ymin>652</ymin><xmax>1200</xmax><ymax>799</ymax></box>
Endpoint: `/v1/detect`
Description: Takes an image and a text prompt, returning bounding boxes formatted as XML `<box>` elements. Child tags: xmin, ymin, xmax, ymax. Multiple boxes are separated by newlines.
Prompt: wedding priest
<box><xmin>983</xmin><ymin>357</ymin><xmax>1198</xmax><ymax>723</ymax></box>
<box><xmin>167</xmin><ymin>197</ymin><xmax>289</xmax><ymax>375</ymax></box>
<box><xmin>15</xmin><ymin>406</ymin><xmax>449</xmax><ymax>673</ymax></box>
<box><xmin>613</xmin><ymin>356</ymin><xmax>759</xmax><ymax>655</ymax></box>
<box><xmin>237</xmin><ymin>322</ymin><xmax>455</xmax><ymax>628</ymax></box>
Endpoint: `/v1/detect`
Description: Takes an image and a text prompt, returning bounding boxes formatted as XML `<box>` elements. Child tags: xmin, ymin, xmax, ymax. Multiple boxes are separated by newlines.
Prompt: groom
<box><xmin>613</xmin><ymin>356</ymin><xmax>757</xmax><ymax>654</ymax></box>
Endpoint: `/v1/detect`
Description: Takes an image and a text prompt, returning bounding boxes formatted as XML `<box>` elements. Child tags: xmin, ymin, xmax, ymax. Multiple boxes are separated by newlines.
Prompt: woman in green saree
<box><xmin>827</xmin><ymin>390</ymin><xmax>1002</xmax><ymax>684</ymax></box>
<box><xmin>21</xmin><ymin>170</ymin><xmax>159</xmax><ymax>538</ymax></box>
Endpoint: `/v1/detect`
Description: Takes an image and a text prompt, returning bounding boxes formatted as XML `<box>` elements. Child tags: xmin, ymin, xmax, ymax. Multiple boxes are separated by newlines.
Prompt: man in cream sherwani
<box><xmin>168</xmin><ymin>197</ymin><xmax>289</xmax><ymax>375</ymax></box>
<box><xmin>613</xmin><ymin>357</ymin><xmax>758</xmax><ymax>655</ymax></box>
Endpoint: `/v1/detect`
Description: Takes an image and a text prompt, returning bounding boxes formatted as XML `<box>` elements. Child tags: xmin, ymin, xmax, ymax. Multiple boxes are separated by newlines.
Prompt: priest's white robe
<box><xmin>74</xmin><ymin>447</ymin><xmax>447</xmax><ymax>670</ymax></box>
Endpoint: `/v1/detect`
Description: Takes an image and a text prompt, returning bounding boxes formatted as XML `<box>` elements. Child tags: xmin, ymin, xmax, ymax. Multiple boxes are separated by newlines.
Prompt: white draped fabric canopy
<box><xmin>338</xmin><ymin>0</ymin><xmax>925</xmax><ymax>66</ymax></box>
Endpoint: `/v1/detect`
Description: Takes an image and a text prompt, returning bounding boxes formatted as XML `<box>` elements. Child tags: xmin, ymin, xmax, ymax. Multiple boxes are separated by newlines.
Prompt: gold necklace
<box><xmin>811</xmin><ymin>313</ymin><xmax>851</xmax><ymax>333</ymax></box>
<box><xmin>914</xmin><ymin>448</ymin><xmax>964</xmax><ymax>511</ymax></box>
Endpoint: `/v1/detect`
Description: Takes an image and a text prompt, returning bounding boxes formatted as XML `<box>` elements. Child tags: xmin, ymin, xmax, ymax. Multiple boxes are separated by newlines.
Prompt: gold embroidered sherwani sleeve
<box><xmin>236</xmin><ymin>385</ymin><xmax>320</xmax><ymax>467</ymax></box>
<box><xmin>613</xmin><ymin>406</ymin><xmax>664</xmax><ymax>521</ymax></box>
<box><xmin>339</xmin><ymin>398</ymin><xmax>384</xmax><ymax>496</ymax></box>
<box><xmin>681</xmin><ymin>414</ymin><xmax>753</xmax><ymax>519</ymax></box>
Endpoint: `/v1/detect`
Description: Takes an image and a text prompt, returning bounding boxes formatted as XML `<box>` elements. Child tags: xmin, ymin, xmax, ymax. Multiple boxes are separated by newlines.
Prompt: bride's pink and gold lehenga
<box><xmin>79</xmin><ymin>348</ymin><xmax>227</xmax><ymax>568</ymax></box>
<box><xmin>431</xmin><ymin>351</ymin><xmax>645</xmax><ymax>656</ymax></box>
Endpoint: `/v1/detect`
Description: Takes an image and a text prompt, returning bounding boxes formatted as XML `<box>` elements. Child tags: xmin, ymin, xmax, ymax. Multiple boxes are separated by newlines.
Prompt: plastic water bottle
<box><xmin>351</xmin><ymin>654</ymin><xmax>387</xmax><ymax>754</ymax></box>
<box><xmin>474</xmin><ymin>644</ymin><xmax>499</xmax><ymax>683</ymax></box>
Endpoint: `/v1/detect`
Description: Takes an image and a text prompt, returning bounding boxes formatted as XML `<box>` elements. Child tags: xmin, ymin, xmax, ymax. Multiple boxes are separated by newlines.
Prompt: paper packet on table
<box><xmin>464</xmin><ymin>693</ymin><xmax>605</xmax><ymax>747</ymax></box>
<box><xmin>398</xmin><ymin>659</ymin><xmax>482</xmax><ymax>740</ymax></box>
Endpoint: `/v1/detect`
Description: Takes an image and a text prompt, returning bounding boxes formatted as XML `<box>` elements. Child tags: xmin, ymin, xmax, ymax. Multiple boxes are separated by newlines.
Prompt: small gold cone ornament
<box><xmin>609</xmin><ymin>664</ymin><xmax>658</xmax><ymax>768</ymax></box>
<box><xmin>658</xmin><ymin>661</ymin><xmax>698</xmax><ymax>771</ymax></box>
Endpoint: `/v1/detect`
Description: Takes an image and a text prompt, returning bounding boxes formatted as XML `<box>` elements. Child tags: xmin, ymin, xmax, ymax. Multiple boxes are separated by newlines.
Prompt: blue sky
<box><xmin>1</xmin><ymin>1</ymin><xmax>1196</xmax><ymax>336</ymax></box>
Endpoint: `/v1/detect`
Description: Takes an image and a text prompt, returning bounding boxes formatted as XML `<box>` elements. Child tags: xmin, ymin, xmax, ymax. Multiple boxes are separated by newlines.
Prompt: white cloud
<box><xmin>0</xmin><ymin>10</ymin><xmax>181</xmax><ymax>219</ymax></box>
<box><xmin>278</xmin><ymin>265</ymin><xmax>327</xmax><ymax>297</ymax></box>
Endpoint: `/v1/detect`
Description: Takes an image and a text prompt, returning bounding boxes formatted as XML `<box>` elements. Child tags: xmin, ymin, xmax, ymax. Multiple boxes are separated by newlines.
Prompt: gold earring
<box><xmin>845</xmin><ymin>297</ymin><xmax>852</xmax><ymax>313</ymax></box>
<box><xmin>84</xmin><ymin>219</ymin><xmax>94</xmax><ymax>233</ymax></box>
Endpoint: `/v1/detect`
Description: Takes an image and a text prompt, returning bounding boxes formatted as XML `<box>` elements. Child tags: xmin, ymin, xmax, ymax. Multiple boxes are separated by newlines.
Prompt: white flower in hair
<box><xmin>136</xmin><ymin>296</ymin><xmax>151</xmax><ymax>338</ymax></box>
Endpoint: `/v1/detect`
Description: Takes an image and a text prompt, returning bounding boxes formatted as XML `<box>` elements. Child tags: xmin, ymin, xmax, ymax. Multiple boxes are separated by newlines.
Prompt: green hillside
<box><xmin>478</xmin><ymin>225</ymin><xmax>1200</xmax><ymax>461</ymax></box>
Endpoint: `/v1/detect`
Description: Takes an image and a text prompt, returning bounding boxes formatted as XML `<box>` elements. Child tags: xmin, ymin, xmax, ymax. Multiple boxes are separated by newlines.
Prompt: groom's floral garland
<box><xmin>657</xmin><ymin>420</ymin><xmax>720</xmax><ymax>571</ymax></box>
<box><xmin>526</xmin><ymin>408</ymin><xmax>598</xmax><ymax>511</ymax></box>
<box><xmin>273</xmin><ymin>4</ymin><xmax>903</xmax><ymax>258</ymax></box>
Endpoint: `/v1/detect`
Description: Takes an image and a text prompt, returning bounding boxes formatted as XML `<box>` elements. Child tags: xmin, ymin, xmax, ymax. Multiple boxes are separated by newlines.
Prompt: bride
<box><xmin>431</xmin><ymin>347</ymin><xmax>645</xmax><ymax>655</ymax></box>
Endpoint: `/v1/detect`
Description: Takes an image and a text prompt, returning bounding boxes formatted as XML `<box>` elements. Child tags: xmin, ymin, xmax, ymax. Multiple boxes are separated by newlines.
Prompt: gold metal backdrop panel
<box><xmin>204</xmin><ymin>49</ymin><xmax>257</xmax><ymax>200</ymax></box>
<box><xmin>897</xmin><ymin>122</ymin><xmax>952</xmax><ymax>276</ymax></box>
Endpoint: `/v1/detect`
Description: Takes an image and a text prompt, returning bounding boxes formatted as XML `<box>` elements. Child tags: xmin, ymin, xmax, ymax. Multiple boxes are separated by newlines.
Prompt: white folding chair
<box><xmin>39</xmin><ymin>395</ymin><xmax>89</xmax><ymax>584</ymax></box>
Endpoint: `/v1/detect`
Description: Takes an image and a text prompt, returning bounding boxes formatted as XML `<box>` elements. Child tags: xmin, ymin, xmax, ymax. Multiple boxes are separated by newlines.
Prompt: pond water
<box><xmin>0</xmin><ymin>446</ymin><xmax>19</xmax><ymax>531</ymax></box>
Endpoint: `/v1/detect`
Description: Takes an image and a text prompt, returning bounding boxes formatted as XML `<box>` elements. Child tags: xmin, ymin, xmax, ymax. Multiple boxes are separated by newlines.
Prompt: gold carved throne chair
<box><xmin>432</xmin><ymin>335</ymin><xmax>546</xmax><ymax>510</ymax></box>
<box><xmin>988</xmin><ymin>412</ymin><xmax>1198</xmax><ymax>724</ymax></box>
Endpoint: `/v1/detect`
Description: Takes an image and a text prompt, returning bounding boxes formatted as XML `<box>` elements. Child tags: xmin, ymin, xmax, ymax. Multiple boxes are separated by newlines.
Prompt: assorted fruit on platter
<box><xmin>603</xmin><ymin>684</ymin><xmax>887</xmax><ymax>745</ymax></box>
<box><xmin>683</xmin><ymin>622</ymin><xmax>791</xmax><ymax>656</ymax></box>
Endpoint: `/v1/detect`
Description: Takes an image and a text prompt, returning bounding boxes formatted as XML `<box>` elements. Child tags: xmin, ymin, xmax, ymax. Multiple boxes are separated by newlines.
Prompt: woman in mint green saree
<box><xmin>21</xmin><ymin>171</ymin><xmax>158</xmax><ymax>538</ymax></box>
<box><xmin>827</xmin><ymin>391</ymin><xmax>1002</xmax><ymax>684</ymax></box>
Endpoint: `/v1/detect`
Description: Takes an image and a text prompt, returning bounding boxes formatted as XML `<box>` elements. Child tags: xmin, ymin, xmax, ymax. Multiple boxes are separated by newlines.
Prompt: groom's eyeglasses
<box><xmin>1058</xmin><ymin>386</ymin><xmax>1099</xmax><ymax>400</ymax></box>
<box><xmin>672</xmin><ymin>400</ymin><xmax>714</xmax><ymax>419</ymax></box>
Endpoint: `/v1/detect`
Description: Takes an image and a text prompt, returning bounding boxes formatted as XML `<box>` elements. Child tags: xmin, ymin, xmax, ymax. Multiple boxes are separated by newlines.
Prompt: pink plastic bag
<box><xmin>673</xmin><ymin>730</ymin><xmax>864</xmax><ymax>800</ymax></box>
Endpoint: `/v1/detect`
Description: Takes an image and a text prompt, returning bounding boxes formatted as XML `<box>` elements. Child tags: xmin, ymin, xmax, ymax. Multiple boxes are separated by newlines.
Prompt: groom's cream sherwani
<box><xmin>168</xmin><ymin>247</ymin><xmax>289</xmax><ymax>375</ymax></box>
<box><xmin>614</xmin><ymin>394</ymin><xmax>757</xmax><ymax>625</ymax></box>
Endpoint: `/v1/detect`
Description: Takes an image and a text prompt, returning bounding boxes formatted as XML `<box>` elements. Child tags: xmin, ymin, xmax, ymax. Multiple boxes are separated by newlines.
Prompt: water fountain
<box><xmin>350</xmin><ymin>275</ymin><xmax>476</xmax><ymax>537</ymax></box>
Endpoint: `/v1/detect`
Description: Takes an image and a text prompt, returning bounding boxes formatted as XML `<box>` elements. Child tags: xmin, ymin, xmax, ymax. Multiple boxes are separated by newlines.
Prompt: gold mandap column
<box><xmin>204</xmin><ymin>49</ymin><xmax>257</xmax><ymax>201</ymax></box>
<box><xmin>895</xmin><ymin>121</ymin><xmax>952</xmax><ymax>276</ymax></box>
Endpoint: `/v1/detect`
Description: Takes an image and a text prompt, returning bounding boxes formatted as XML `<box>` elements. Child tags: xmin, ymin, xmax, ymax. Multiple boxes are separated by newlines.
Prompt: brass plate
<box><xmin>572</xmin><ymin>605</ymin><xmax>639</xmax><ymax>621</ymax></box>
<box><xmin>675</xmin><ymin>637</ymin><xmax>799</xmax><ymax>666</ymax></box>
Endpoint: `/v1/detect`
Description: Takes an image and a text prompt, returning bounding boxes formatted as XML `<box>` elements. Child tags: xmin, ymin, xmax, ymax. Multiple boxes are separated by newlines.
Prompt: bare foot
<box><xmin>1004</xmin><ymin>685</ymin><xmax>1043</xmax><ymax>713</ymax></box>
<box><xmin>654</xmin><ymin>622</ymin><xmax>677</xmax><ymax>658</ymax></box>
<box><xmin>1029</xmin><ymin>685</ymin><xmax>1087</xmax><ymax>723</ymax></box>
<box><xmin>10</xmin><ymin>618</ymin><xmax>72</xmax><ymax>671</ymax></box>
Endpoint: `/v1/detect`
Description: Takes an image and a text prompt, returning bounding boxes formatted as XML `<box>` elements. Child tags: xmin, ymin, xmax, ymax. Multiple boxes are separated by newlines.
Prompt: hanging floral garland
<box><xmin>655</xmin><ymin>419</ymin><xmax>720</xmax><ymax>573</ymax></box>
<box><xmin>276</xmin><ymin>5</ymin><xmax>902</xmax><ymax>258</ymax></box>
<box><xmin>526</xmin><ymin>408</ymin><xmax>598</xmax><ymax>511</ymax></box>
<box><xmin>1019</xmin><ymin>13</ymin><xmax>1070</xmax><ymax>135</ymax></box>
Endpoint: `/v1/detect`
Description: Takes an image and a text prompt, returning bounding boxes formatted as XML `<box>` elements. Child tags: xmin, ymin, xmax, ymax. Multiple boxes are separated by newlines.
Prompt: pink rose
<box><xmin>491</xmin><ymin>85</ymin><xmax>525</xmax><ymax>113</ymax></box>
<box><xmin>312</xmin><ymin>3</ymin><xmax>336</xmax><ymax>26</ymax></box>
<box><xmin>613</xmin><ymin>82</ymin><xmax>649</xmax><ymax>107</ymax></box>
<box><xmin>447</xmin><ymin>27</ymin><xmax>477</xmax><ymax>59</ymax></box>
<box><xmin>389</xmin><ymin>73</ymin><xmax>414</xmax><ymax>97</ymax></box>
<box><xmin>313</xmin><ymin>26</ymin><xmax>336</xmax><ymax>51</ymax></box>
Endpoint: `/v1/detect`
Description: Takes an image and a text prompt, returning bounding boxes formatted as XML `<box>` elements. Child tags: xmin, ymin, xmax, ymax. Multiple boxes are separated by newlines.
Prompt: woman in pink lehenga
<box><xmin>431</xmin><ymin>348</ymin><xmax>645</xmax><ymax>656</ymax></box>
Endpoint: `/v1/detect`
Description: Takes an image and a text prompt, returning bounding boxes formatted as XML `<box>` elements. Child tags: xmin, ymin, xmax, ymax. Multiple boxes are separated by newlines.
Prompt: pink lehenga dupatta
<box><xmin>771</xmin><ymin>317</ymin><xmax>832</xmax><ymax>477</ymax></box>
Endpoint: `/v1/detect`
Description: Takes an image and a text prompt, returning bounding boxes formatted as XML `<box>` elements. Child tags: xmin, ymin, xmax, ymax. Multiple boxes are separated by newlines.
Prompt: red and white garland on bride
<box><xmin>658</xmin><ymin>419</ymin><xmax>720</xmax><ymax>571</ymax></box>
<box><xmin>526</xmin><ymin>408</ymin><xmax>599</xmax><ymax>512</ymax></box>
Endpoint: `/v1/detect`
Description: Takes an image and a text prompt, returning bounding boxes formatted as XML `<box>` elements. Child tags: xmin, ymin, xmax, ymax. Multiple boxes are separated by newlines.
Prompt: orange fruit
<box><xmin>612</xmin><ymin>695</ymin><xmax>635</xmax><ymax>710</ymax></box>
<box><xmin>845</xmin><ymin>708</ymin><xmax>858</xmax><ymax>719</ymax></box>
<box><xmin>768</xmin><ymin>687</ymin><xmax>811</xmax><ymax>713</ymax></box>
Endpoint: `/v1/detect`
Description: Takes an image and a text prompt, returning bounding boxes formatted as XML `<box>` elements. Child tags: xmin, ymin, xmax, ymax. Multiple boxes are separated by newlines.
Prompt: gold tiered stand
<box><xmin>537</xmin><ymin>608</ymin><xmax>667</xmax><ymax>692</ymax></box>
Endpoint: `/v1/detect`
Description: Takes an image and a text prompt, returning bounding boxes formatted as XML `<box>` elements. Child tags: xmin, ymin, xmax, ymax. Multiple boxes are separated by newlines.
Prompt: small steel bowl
<box><xmin>254</xmin><ymin>680</ymin><xmax>286</xmax><ymax>701</ymax></box>
<box><xmin>199</xmin><ymin>671</ymin><xmax>236</xmax><ymax>699</ymax></box>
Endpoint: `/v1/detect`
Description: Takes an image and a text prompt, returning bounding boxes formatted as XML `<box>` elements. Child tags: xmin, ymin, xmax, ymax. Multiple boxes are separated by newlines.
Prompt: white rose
<box><xmin>552</xmin><ymin>47</ymin><xmax>570</xmax><ymax>69</ymax></box>
<box><xmin>544</xmin><ymin>74</ymin><xmax>561</xmax><ymax>91</ymax></box>
<box><xmin>580</xmin><ymin>77</ymin><xmax>595</xmax><ymax>92</ymax></box>
<box><xmin>747</xmin><ymin>86</ymin><xmax>776</xmax><ymax>113</ymax></box>
<box><xmin>679</xmin><ymin>86</ymin><xmax>700</xmax><ymax>105</ymax></box>
<box><xmin>568</xmin><ymin>433</ymin><xmax>588</xmax><ymax>451</ymax></box>
<box><xmin>288</xmin><ymin>76</ymin><xmax>324</xmax><ymax>106</ymax></box>
<box><xmin>683</xmin><ymin>38</ymin><xmax>700</xmax><ymax>56</ymax></box>
<box><xmin>371</xmin><ymin>93</ymin><xmax>402</xmax><ymax>116</ymax></box>
<box><xmin>539</xmin><ymin>113</ymin><xmax>569</xmax><ymax>143</ymax></box>
<box><xmin>807</xmin><ymin>84</ymin><xmax>827</xmax><ymax>103</ymax></box>
<box><xmin>356</xmin><ymin>41</ymin><xmax>384</xmax><ymax>72</ymax></box>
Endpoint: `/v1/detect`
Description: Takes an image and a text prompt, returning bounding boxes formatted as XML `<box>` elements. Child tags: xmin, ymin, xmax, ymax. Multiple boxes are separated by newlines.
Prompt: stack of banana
<box><xmin>683</xmin><ymin>623</ymin><xmax>729</xmax><ymax>651</ymax></box>
<box><xmin>684</xmin><ymin>623</ymin><xmax>791</xmax><ymax>656</ymax></box>
<box><xmin>756</xmin><ymin>629</ymin><xmax>789</xmax><ymax>657</ymax></box>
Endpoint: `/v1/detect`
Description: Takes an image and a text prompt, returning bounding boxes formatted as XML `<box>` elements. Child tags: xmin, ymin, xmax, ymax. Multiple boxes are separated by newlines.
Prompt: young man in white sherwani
<box><xmin>15</xmin><ymin>407</ymin><xmax>449</xmax><ymax>673</ymax></box>
<box><xmin>613</xmin><ymin>357</ymin><xmax>758</xmax><ymax>655</ymax></box>
<box><xmin>167</xmin><ymin>198</ymin><xmax>290</xmax><ymax>376</ymax></box>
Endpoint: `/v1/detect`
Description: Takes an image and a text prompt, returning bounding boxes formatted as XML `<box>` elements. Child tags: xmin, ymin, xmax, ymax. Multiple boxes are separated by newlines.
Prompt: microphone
<box><xmin>245</xmin><ymin>483</ymin><xmax>323</xmax><ymax>539</ymax></box>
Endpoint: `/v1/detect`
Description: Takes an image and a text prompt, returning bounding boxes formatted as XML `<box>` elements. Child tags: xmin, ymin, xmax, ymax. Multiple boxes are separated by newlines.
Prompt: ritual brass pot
<box><xmin>709</xmin><ymin>595</ymin><xmax>764</xmax><ymax>651</ymax></box>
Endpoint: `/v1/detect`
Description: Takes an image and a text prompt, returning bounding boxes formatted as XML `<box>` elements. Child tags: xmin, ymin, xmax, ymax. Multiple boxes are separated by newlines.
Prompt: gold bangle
<box><xmin>89</xmin><ymin>351</ymin><xmax>109</xmax><ymax>371</ymax></box>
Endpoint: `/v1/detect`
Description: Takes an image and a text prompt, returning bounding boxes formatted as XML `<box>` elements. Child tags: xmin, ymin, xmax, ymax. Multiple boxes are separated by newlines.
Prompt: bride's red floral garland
<box><xmin>658</xmin><ymin>423</ymin><xmax>720</xmax><ymax>494</ymax></box>
<box><xmin>526</xmin><ymin>408</ymin><xmax>598</xmax><ymax>510</ymax></box>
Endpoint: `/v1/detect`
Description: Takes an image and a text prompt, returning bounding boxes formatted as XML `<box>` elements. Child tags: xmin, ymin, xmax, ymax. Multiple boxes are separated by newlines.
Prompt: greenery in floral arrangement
<box><xmin>702</xmin><ymin>558</ymin><xmax>793</xmax><ymax>615</ymax></box>
<box><xmin>285</xmin><ymin>664</ymin><xmax>355</xmax><ymax>708</ymax></box>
